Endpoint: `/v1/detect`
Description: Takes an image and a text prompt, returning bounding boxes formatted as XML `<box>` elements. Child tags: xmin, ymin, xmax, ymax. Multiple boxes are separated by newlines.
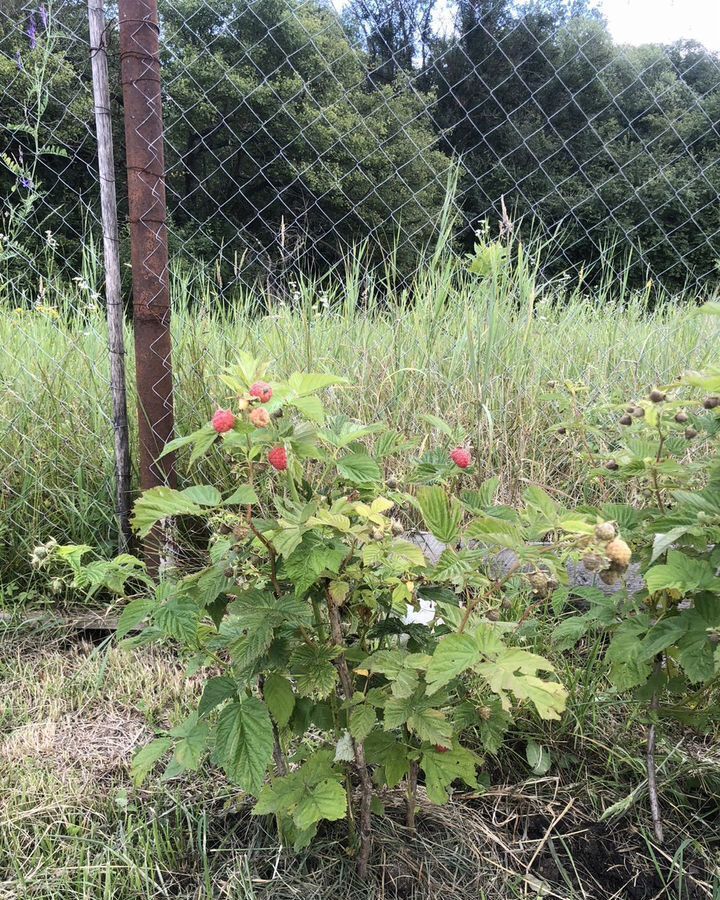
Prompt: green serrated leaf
<box><xmin>426</xmin><ymin>633</ymin><xmax>481</xmax><ymax>694</ymax></box>
<box><xmin>198</xmin><ymin>676</ymin><xmax>238</xmax><ymax>717</ymax></box>
<box><xmin>349</xmin><ymin>704</ymin><xmax>377</xmax><ymax>741</ymax></box>
<box><xmin>337</xmin><ymin>451</ymin><xmax>382</xmax><ymax>484</ymax></box>
<box><xmin>182</xmin><ymin>485</ymin><xmax>222</xmax><ymax>506</ymax></box>
<box><xmin>417</xmin><ymin>486</ymin><xmax>462</xmax><ymax>544</ymax></box>
<box><xmin>294</xmin><ymin>778</ymin><xmax>347</xmax><ymax>829</ymax></box>
<box><xmin>117</xmin><ymin>598</ymin><xmax>155</xmax><ymax>640</ymax></box>
<box><xmin>290</xmin><ymin>644</ymin><xmax>339</xmax><ymax>699</ymax></box>
<box><xmin>290</xmin><ymin>395</ymin><xmax>325</xmax><ymax>422</ymax></box>
<box><xmin>264</xmin><ymin>674</ymin><xmax>296</xmax><ymax>727</ymax></box>
<box><xmin>637</xmin><ymin>616</ymin><xmax>690</xmax><ymax>661</ymax></box>
<box><xmin>131</xmin><ymin>737</ymin><xmax>172</xmax><ymax>786</ymax></box>
<box><xmin>171</xmin><ymin>714</ymin><xmax>209</xmax><ymax>770</ymax></box>
<box><xmin>131</xmin><ymin>487</ymin><xmax>208</xmax><ymax>537</ymax></box>
<box><xmin>476</xmin><ymin>649</ymin><xmax>566</xmax><ymax>720</ymax></box>
<box><xmin>645</xmin><ymin>551</ymin><xmax>719</xmax><ymax>594</ymax></box>
<box><xmin>384</xmin><ymin>694</ymin><xmax>453</xmax><ymax>744</ymax></box>
<box><xmin>364</xmin><ymin>732</ymin><xmax>410</xmax><ymax>787</ymax></box>
<box><xmin>214</xmin><ymin>699</ymin><xmax>274</xmax><ymax>794</ymax></box>
<box><xmin>190</xmin><ymin>426</ymin><xmax>221</xmax><ymax>465</ymax></box>
<box><xmin>390</xmin><ymin>667</ymin><xmax>420</xmax><ymax>699</ymax></box>
<box><xmin>223</xmin><ymin>484</ymin><xmax>259</xmax><ymax>506</ymax></box>
<box><xmin>551</xmin><ymin>617</ymin><xmax>589</xmax><ymax>652</ymax></box>
<box><xmin>154</xmin><ymin>596</ymin><xmax>201</xmax><ymax>643</ymax></box>
<box><xmin>420</xmin><ymin>745</ymin><xmax>480</xmax><ymax>803</ymax></box>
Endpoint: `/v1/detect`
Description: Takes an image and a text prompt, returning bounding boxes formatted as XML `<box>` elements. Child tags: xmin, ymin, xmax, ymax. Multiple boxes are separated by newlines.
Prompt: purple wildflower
<box><xmin>39</xmin><ymin>4</ymin><xmax>48</xmax><ymax>29</ymax></box>
<box><xmin>27</xmin><ymin>13</ymin><xmax>37</xmax><ymax>49</ymax></box>
<box><xmin>20</xmin><ymin>176</ymin><xmax>33</xmax><ymax>190</ymax></box>
<box><xmin>15</xmin><ymin>50</ymin><xmax>23</xmax><ymax>71</ymax></box>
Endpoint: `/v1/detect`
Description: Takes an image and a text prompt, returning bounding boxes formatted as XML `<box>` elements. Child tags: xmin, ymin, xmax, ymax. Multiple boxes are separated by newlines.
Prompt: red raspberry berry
<box><xmin>268</xmin><ymin>447</ymin><xmax>288</xmax><ymax>471</ymax></box>
<box><xmin>450</xmin><ymin>447</ymin><xmax>472</xmax><ymax>469</ymax></box>
<box><xmin>434</xmin><ymin>744</ymin><xmax>450</xmax><ymax>753</ymax></box>
<box><xmin>249</xmin><ymin>381</ymin><xmax>273</xmax><ymax>403</ymax></box>
<box><xmin>211</xmin><ymin>408</ymin><xmax>236</xmax><ymax>433</ymax></box>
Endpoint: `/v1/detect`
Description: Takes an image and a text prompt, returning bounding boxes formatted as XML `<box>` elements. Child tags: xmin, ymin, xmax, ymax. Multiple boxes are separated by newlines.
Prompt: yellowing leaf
<box><xmin>476</xmin><ymin>649</ymin><xmax>566</xmax><ymax>720</ymax></box>
<box><xmin>307</xmin><ymin>511</ymin><xmax>351</xmax><ymax>532</ymax></box>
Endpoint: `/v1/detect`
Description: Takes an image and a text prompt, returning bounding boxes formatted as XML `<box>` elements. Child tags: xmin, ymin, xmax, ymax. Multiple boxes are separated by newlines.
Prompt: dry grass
<box><xmin>0</xmin><ymin>616</ymin><xmax>718</xmax><ymax>899</ymax></box>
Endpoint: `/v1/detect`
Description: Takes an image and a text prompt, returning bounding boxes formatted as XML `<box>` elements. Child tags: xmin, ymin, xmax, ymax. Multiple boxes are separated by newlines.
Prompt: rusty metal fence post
<box><xmin>118</xmin><ymin>0</ymin><xmax>176</xmax><ymax>566</ymax></box>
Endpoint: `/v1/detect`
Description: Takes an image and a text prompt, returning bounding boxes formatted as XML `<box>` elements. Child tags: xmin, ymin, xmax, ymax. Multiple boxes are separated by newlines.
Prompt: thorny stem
<box><xmin>286</xmin><ymin>469</ymin><xmax>301</xmax><ymax>504</ymax></box>
<box><xmin>247</xmin><ymin>520</ymin><xmax>281</xmax><ymax>598</ymax></box>
<box><xmin>405</xmin><ymin>755</ymin><xmax>419</xmax><ymax>831</ymax></box>
<box><xmin>651</xmin><ymin>426</ymin><xmax>667</xmax><ymax>512</ymax></box>
<box><xmin>647</xmin><ymin>656</ymin><xmax>664</xmax><ymax>844</ymax></box>
<box><xmin>325</xmin><ymin>586</ymin><xmax>374</xmax><ymax>880</ymax></box>
<box><xmin>246</xmin><ymin>512</ymin><xmax>286</xmax><ymax>779</ymax></box>
<box><xmin>258</xmin><ymin>674</ymin><xmax>288</xmax><ymax>777</ymax></box>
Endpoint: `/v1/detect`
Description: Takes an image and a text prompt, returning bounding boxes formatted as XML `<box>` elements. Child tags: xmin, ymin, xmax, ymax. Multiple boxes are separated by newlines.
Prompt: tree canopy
<box><xmin>1</xmin><ymin>0</ymin><xmax>719</xmax><ymax>290</ymax></box>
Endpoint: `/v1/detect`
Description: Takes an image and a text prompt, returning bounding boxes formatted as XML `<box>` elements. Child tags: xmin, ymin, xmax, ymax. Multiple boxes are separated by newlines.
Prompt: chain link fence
<box><xmin>2</xmin><ymin>0</ymin><xmax>720</xmax><ymax>584</ymax></box>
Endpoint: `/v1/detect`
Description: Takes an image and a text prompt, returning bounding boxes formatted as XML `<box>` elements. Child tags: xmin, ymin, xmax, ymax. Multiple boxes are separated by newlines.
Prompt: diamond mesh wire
<box><xmin>1</xmin><ymin>0</ymin><xmax>720</xmax><ymax>585</ymax></box>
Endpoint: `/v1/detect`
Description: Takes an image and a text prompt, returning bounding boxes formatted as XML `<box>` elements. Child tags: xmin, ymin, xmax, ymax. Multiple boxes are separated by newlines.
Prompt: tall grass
<box><xmin>2</xmin><ymin>237</ymin><xmax>718</xmax><ymax>587</ymax></box>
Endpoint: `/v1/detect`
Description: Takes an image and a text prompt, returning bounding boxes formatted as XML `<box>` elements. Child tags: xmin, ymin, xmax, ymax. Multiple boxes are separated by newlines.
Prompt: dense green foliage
<box><xmin>35</xmin><ymin>328</ymin><xmax>720</xmax><ymax>869</ymax></box>
<box><xmin>2</xmin><ymin>0</ymin><xmax>720</xmax><ymax>287</ymax></box>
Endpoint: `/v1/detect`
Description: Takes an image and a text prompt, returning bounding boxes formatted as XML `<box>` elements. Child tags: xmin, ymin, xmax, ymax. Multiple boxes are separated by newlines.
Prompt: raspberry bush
<box><xmin>39</xmin><ymin>349</ymin><xmax>717</xmax><ymax>872</ymax></box>
<box><xmin>547</xmin><ymin>305</ymin><xmax>720</xmax><ymax>841</ymax></box>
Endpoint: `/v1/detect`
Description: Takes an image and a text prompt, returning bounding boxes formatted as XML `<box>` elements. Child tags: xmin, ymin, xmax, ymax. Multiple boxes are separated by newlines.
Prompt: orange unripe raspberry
<box><xmin>249</xmin><ymin>407</ymin><xmax>270</xmax><ymax>428</ymax></box>
<box><xmin>606</xmin><ymin>538</ymin><xmax>631</xmax><ymax>568</ymax></box>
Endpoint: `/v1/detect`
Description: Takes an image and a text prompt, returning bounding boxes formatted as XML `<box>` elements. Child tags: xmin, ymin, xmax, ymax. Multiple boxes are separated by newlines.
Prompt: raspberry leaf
<box><xmin>214</xmin><ymin>698</ymin><xmax>274</xmax><ymax>794</ymax></box>
<box><xmin>417</xmin><ymin>486</ymin><xmax>462</xmax><ymax>544</ymax></box>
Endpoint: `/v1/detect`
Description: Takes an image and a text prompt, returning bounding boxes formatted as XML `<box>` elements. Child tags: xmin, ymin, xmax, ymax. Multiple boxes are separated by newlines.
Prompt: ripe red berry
<box><xmin>268</xmin><ymin>446</ymin><xmax>288</xmax><ymax>471</ymax></box>
<box><xmin>249</xmin><ymin>381</ymin><xmax>273</xmax><ymax>403</ymax></box>
<box><xmin>434</xmin><ymin>744</ymin><xmax>450</xmax><ymax>753</ymax></box>
<box><xmin>450</xmin><ymin>447</ymin><xmax>472</xmax><ymax>469</ymax></box>
<box><xmin>211</xmin><ymin>408</ymin><xmax>236</xmax><ymax>433</ymax></box>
